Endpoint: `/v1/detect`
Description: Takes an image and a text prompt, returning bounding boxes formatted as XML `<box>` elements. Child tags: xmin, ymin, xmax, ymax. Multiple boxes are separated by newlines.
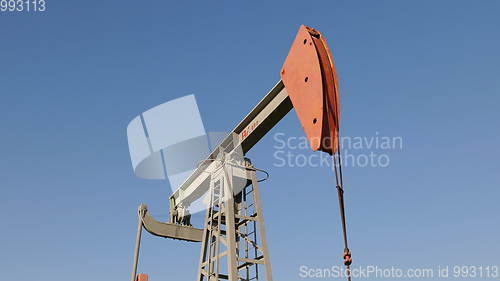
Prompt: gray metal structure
<box><xmin>169</xmin><ymin>81</ymin><xmax>291</xmax><ymax>213</ymax></box>
<box><xmin>131</xmin><ymin>156</ymin><xmax>274</xmax><ymax>281</ymax></box>
<box><xmin>131</xmin><ymin>81</ymin><xmax>288</xmax><ymax>281</ymax></box>
<box><xmin>129</xmin><ymin>25</ymin><xmax>353</xmax><ymax>281</ymax></box>
<box><xmin>197</xmin><ymin>158</ymin><xmax>272</xmax><ymax>281</ymax></box>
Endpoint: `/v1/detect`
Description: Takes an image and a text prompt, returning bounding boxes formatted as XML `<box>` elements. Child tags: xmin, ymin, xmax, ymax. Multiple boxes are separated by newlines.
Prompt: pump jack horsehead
<box><xmin>128</xmin><ymin>25</ymin><xmax>353</xmax><ymax>281</ymax></box>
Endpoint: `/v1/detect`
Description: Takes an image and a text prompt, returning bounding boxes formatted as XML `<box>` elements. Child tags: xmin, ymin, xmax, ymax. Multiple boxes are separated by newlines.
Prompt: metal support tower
<box><xmin>197</xmin><ymin>160</ymin><xmax>272</xmax><ymax>281</ymax></box>
<box><xmin>127</xmin><ymin>25</ymin><xmax>352</xmax><ymax>281</ymax></box>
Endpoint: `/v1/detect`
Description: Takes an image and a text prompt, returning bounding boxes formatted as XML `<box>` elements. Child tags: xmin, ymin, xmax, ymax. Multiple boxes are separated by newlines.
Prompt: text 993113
<box><xmin>1</xmin><ymin>0</ymin><xmax>46</xmax><ymax>12</ymax></box>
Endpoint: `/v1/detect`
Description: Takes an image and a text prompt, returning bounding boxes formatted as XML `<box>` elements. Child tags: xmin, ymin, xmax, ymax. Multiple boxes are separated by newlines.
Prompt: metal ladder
<box><xmin>197</xmin><ymin>161</ymin><xmax>272</xmax><ymax>281</ymax></box>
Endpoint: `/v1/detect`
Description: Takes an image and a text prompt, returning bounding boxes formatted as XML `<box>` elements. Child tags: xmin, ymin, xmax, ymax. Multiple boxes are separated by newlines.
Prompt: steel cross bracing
<box><xmin>197</xmin><ymin>159</ymin><xmax>272</xmax><ymax>281</ymax></box>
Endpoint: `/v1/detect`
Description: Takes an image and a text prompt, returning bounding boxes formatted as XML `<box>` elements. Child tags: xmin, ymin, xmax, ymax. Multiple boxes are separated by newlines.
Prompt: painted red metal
<box><xmin>281</xmin><ymin>25</ymin><xmax>340</xmax><ymax>155</ymax></box>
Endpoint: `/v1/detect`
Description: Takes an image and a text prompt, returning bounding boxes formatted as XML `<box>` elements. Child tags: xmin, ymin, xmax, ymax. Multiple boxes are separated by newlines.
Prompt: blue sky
<box><xmin>1</xmin><ymin>1</ymin><xmax>499</xmax><ymax>280</ymax></box>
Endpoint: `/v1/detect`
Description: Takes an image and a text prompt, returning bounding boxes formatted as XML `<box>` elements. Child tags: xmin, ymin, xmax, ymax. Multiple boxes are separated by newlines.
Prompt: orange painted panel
<box><xmin>281</xmin><ymin>25</ymin><xmax>340</xmax><ymax>155</ymax></box>
<box><xmin>281</xmin><ymin>25</ymin><xmax>324</xmax><ymax>151</ymax></box>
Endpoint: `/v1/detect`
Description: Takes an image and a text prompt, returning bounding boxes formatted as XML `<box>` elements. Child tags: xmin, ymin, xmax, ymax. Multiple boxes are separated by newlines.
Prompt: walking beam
<box><xmin>170</xmin><ymin>25</ymin><xmax>340</xmax><ymax>210</ymax></box>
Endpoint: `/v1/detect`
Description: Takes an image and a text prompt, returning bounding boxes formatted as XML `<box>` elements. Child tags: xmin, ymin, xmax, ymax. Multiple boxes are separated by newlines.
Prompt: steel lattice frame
<box><xmin>197</xmin><ymin>162</ymin><xmax>272</xmax><ymax>281</ymax></box>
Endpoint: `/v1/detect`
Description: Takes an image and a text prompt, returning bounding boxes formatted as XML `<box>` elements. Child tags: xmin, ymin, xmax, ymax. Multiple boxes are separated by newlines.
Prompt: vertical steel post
<box><xmin>250</xmin><ymin>172</ymin><xmax>273</xmax><ymax>281</ymax></box>
<box><xmin>222</xmin><ymin>165</ymin><xmax>239</xmax><ymax>281</ymax></box>
<box><xmin>131</xmin><ymin>206</ymin><xmax>144</xmax><ymax>281</ymax></box>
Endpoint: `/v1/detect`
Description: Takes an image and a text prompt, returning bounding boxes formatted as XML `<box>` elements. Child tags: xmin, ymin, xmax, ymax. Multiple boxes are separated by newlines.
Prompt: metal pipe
<box><xmin>131</xmin><ymin>207</ymin><xmax>144</xmax><ymax>281</ymax></box>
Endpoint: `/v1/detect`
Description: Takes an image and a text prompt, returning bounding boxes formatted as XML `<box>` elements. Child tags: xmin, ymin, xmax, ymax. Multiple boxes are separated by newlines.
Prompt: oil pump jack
<box><xmin>128</xmin><ymin>25</ymin><xmax>353</xmax><ymax>281</ymax></box>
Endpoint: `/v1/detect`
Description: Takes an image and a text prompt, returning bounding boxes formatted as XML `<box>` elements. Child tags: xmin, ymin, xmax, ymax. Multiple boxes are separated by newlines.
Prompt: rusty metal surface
<box><xmin>281</xmin><ymin>25</ymin><xmax>324</xmax><ymax>151</ymax></box>
<box><xmin>314</xmin><ymin>28</ymin><xmax>340</xmax><ymax>155</ymax></box>
<box><xmin>281</xmin><ymin>25</ymin><xmax>340</xmax><ymax>154</ymax></box>
<box><xmin>136</xmin><ymin>274</ymin><xmax>149</xmax><ymax>281</ymax></box>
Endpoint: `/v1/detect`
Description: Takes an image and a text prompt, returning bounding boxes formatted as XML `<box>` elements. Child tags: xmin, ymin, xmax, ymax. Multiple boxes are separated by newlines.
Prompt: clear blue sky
<box><xmin>1</xmin><ymin>1</ymin><xmax>499</xmax><ymax>281</ymax></box>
